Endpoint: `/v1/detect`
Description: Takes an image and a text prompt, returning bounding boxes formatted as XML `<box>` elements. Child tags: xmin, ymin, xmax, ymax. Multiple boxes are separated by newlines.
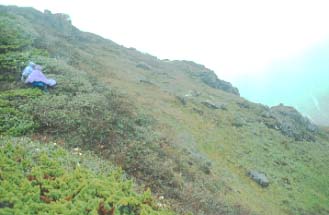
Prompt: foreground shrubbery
<box><xmin>0</xmin><ymin>137</ymin><xmax>175</xmax><ymax>215</ymax></box>
<box><xmin>0</xmin><ymin>88</ymin><xmax>42</xmax><ymax>136</ymax></box>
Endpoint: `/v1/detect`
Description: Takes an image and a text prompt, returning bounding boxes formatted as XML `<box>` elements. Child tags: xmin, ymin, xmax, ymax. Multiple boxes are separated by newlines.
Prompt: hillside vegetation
<box><xmin>1</xmin><ymin>5</ymin><xmax>329</xmax><ymax>215</ymax></box>
<box><xmin>0</xmin><ymin>137</ymin><xmax>174</xmax><ymax>215</ymax></box>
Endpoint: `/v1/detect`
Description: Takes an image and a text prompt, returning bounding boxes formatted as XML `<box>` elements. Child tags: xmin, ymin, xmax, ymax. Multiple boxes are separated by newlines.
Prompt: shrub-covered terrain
<box><xmin>1</xmin><ymin>5</ymin><xmax>329</xmax><ymax>215</ymax></box>
<box><xmin>0</xmin><ymin>136</ymin><xmax>174</xmax><ymax>215</ymax></box>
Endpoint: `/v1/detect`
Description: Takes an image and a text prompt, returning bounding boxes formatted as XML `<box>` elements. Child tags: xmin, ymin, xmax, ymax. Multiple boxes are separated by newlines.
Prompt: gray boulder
<box><xmin>237</xmin><ymin>101</ymin><xmax>251</xmax><ymax>109</ymax></box>
<box><xmin>139</xmin><ymin>79</ymin><xmax>154</xmax><ymax>85</ymax></box>
<box><xmin>136</xmin><ymin>62</ymin><xmax>151</xmax><ymax>70</ymax></box>
<box><xmin>248</xmin><ymin>170</ymin><xmax>269</xmax><ymax>188</ymax></box>
<box><xmin>232</xmin><ymin>116</ymin><xmax>246</xmax><ymax>127</ymax></box>
<box><xmin>176</xmin><ymin>96</ymin><xmax>187</xmax><ymax>105</ymax></box>
<box><xmin>202</xmin><ymin>100</ymin><xmax>227</xmax><ymax>110</ymax></box>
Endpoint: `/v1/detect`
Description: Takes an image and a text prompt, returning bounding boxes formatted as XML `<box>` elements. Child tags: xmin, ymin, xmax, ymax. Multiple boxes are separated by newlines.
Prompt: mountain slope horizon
<box><xmin>1</xmin><ymin>5</ymin><xmax>329</xmax><ymax>215</ymax></box>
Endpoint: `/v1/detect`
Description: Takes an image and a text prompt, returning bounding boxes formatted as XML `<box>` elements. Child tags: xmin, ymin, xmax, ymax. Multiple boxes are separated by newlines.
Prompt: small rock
<box><xmin>176</xmin><ymin>96</ymin><xmax>187</xmax><ymax>105</ymax></box>
<box><xmin>139</xmin><ymin>79</ymin><xmax>154</xmax><ymax>85</ymax></box>
<box><xmin>136</xmin><ymin>62</ymin><xmax>151</xmax><ymax>70</ymax></box>
<box><xmin>184</xmin><ymin>90</ymin><xmax>201</xmax><ymax>97</ymax></box>
<box><xmin>192</xmin><ymin>108</ymin><xmax>203</xmax><ymax>115</ymax></box>
<box><xmin>237</xmin><ymin>101</ymin><xmax>250</xmax><ymax>109</ymax></box>
<box><xmin>198</xmin><ymin>160</ymin><xmax>212</xmax><ymax>175</ymax></box>
<box><xmin>202</xmin><ymin>100</ymin><xmax>227</xmax><ymax>110</ymax></box>
<box><xmin>232</xmin><ymin>117</ymin><xmax>245</xmax><ymax>127</ymax></box>
<box><xmin>0</xmin><ymin>201</ymin><xmax>14</xmax><ymax>209</ymax></box>
<box><xmin>248</xmin><ymin>170</ymin><xmax>269</xmax><ymax>187</ymax></box>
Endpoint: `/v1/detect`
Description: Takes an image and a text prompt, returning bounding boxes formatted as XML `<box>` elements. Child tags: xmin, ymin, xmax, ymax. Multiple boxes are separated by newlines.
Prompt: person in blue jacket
<box><xmin>21</xmin><ymin>62</ymin><xmax>36</xmax><ymax>82</ymax></box>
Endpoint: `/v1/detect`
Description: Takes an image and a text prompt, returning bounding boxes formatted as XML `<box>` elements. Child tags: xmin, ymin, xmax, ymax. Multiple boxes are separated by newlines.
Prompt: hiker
<box><xmin>22</xmin><ymin>63</ymin><xmax>56</xmax><ymax>90</ymax></box>
<box><xmin>21</xmin><ymin>61</ymin><xmax>36</xmax><ymax>82</ymax></box>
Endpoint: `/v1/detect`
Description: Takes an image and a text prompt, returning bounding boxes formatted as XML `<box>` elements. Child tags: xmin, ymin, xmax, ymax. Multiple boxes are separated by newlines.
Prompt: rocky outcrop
<box><xmin>198</xmin><ymin>71</ymin><xmax>239</xmax><ymax>96</ymax></box>
<box><xmin>168</xmin><ymin>60</ymin><xmax>239</xmax><ymax>95</ymax></box>
<box><xmin>262</xmin><ymin>104</ymin><xmax>318</xmax><ymax>141</ymax></box>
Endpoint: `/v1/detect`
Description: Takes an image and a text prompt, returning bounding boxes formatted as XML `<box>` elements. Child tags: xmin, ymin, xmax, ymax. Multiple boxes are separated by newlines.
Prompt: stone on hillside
<box><xmin>139</xmin><ymin>79</ymin><xmax>154</xmax><ymax>85</ymax></box>
<box><xmin>176</xmin><ymin>90</ymin><xmax>201</xmax><ymax>105</ymax></box>
<box><xmin>184</xmin><ymin>90</ymin><xmax>201</xmax><ymax>97</ymax></box>
<box><xmin>136</xmin><ymin>62</ymin><xmax>151</xmax><ymax>70</ymax></box>
<box><xmin>202</xmin><ymin>100</ymin><xmax>227</xmax><ymax>110</ymax></box>
<box><xmin>248</xmin><ymin>170</ymin><xmax>269</xmax><ymax>188</ymax></box>
<box><xmin>232</xmin><ymin>116</ymin><xmax>246</xmax><ymax>127</ymax></box>
<box><xmin>192</xmin><ymin>108</ymin><xmax>204</xmax><ymax>115</ymax></box>
<box><xmin>237</xmin><ymin>101</ymin><xmax>251</xmax><ymax>109</ymax></box>
<box><xmin>200</xmin><ymin>161</ymin><xmax>212</xmax><ymax>175</ymax></box>
<box><xmin>176</xmin><ymin>96</ymin><xmax>187</xmax><ymax>105</ymax></box>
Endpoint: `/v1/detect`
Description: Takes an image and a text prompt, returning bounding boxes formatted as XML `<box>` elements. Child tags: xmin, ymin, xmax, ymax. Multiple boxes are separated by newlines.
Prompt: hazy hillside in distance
<box><xmin>236</xmin><ymin>40</ymin><xmax>329</xmax><ymax>125</ymax></box>
<box><xmin>1</xmin><ymin>5</ymin><xmax>329</xmax><ymax>215</ymax></box>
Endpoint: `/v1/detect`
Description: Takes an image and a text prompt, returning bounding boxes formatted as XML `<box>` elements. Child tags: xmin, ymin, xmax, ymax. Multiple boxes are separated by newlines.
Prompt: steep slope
<box><xmin>1</xmin><ymin>5</ymin><xmax>329</xmax><ymax>215</ymax></box>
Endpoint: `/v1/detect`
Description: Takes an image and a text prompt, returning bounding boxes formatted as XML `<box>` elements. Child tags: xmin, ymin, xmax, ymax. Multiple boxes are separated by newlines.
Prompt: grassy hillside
<box><xmin>1</xmin><ymin>5</ymin><xmax>329</xmax><ymax>215</ymax></box>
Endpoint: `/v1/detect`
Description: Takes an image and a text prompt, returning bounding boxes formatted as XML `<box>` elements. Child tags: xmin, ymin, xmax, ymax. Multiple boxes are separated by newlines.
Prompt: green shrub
<box><xmin>14</xmin><ymin>82</ymin><xmax>138</xmax><ymax>147</ymax></box>
<box><xmin>0</xmin><ymin>88</ymin><xmax>43</xmax><ymax>99</ymax></box>
<box><xmin>0</xmin><ymin>14</ymin><xmax>32</xmax><ymax>53</ymax></box>
<box><xmin>0</xmin><ymin>88</ymin><xmax>42</xmax><ymax>136</ymax></box>
<box><xmin>0</xmin><ymin>107</ymin><xmax>36</xmax><ymax>136</ymax></box>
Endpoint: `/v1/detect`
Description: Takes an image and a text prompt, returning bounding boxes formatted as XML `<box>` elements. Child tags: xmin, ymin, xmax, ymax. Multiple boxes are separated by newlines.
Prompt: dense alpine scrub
<box><xmin>0</xmin><ymin>136</ymin><xmax>174</xmax><ymax>215</ymax></box>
